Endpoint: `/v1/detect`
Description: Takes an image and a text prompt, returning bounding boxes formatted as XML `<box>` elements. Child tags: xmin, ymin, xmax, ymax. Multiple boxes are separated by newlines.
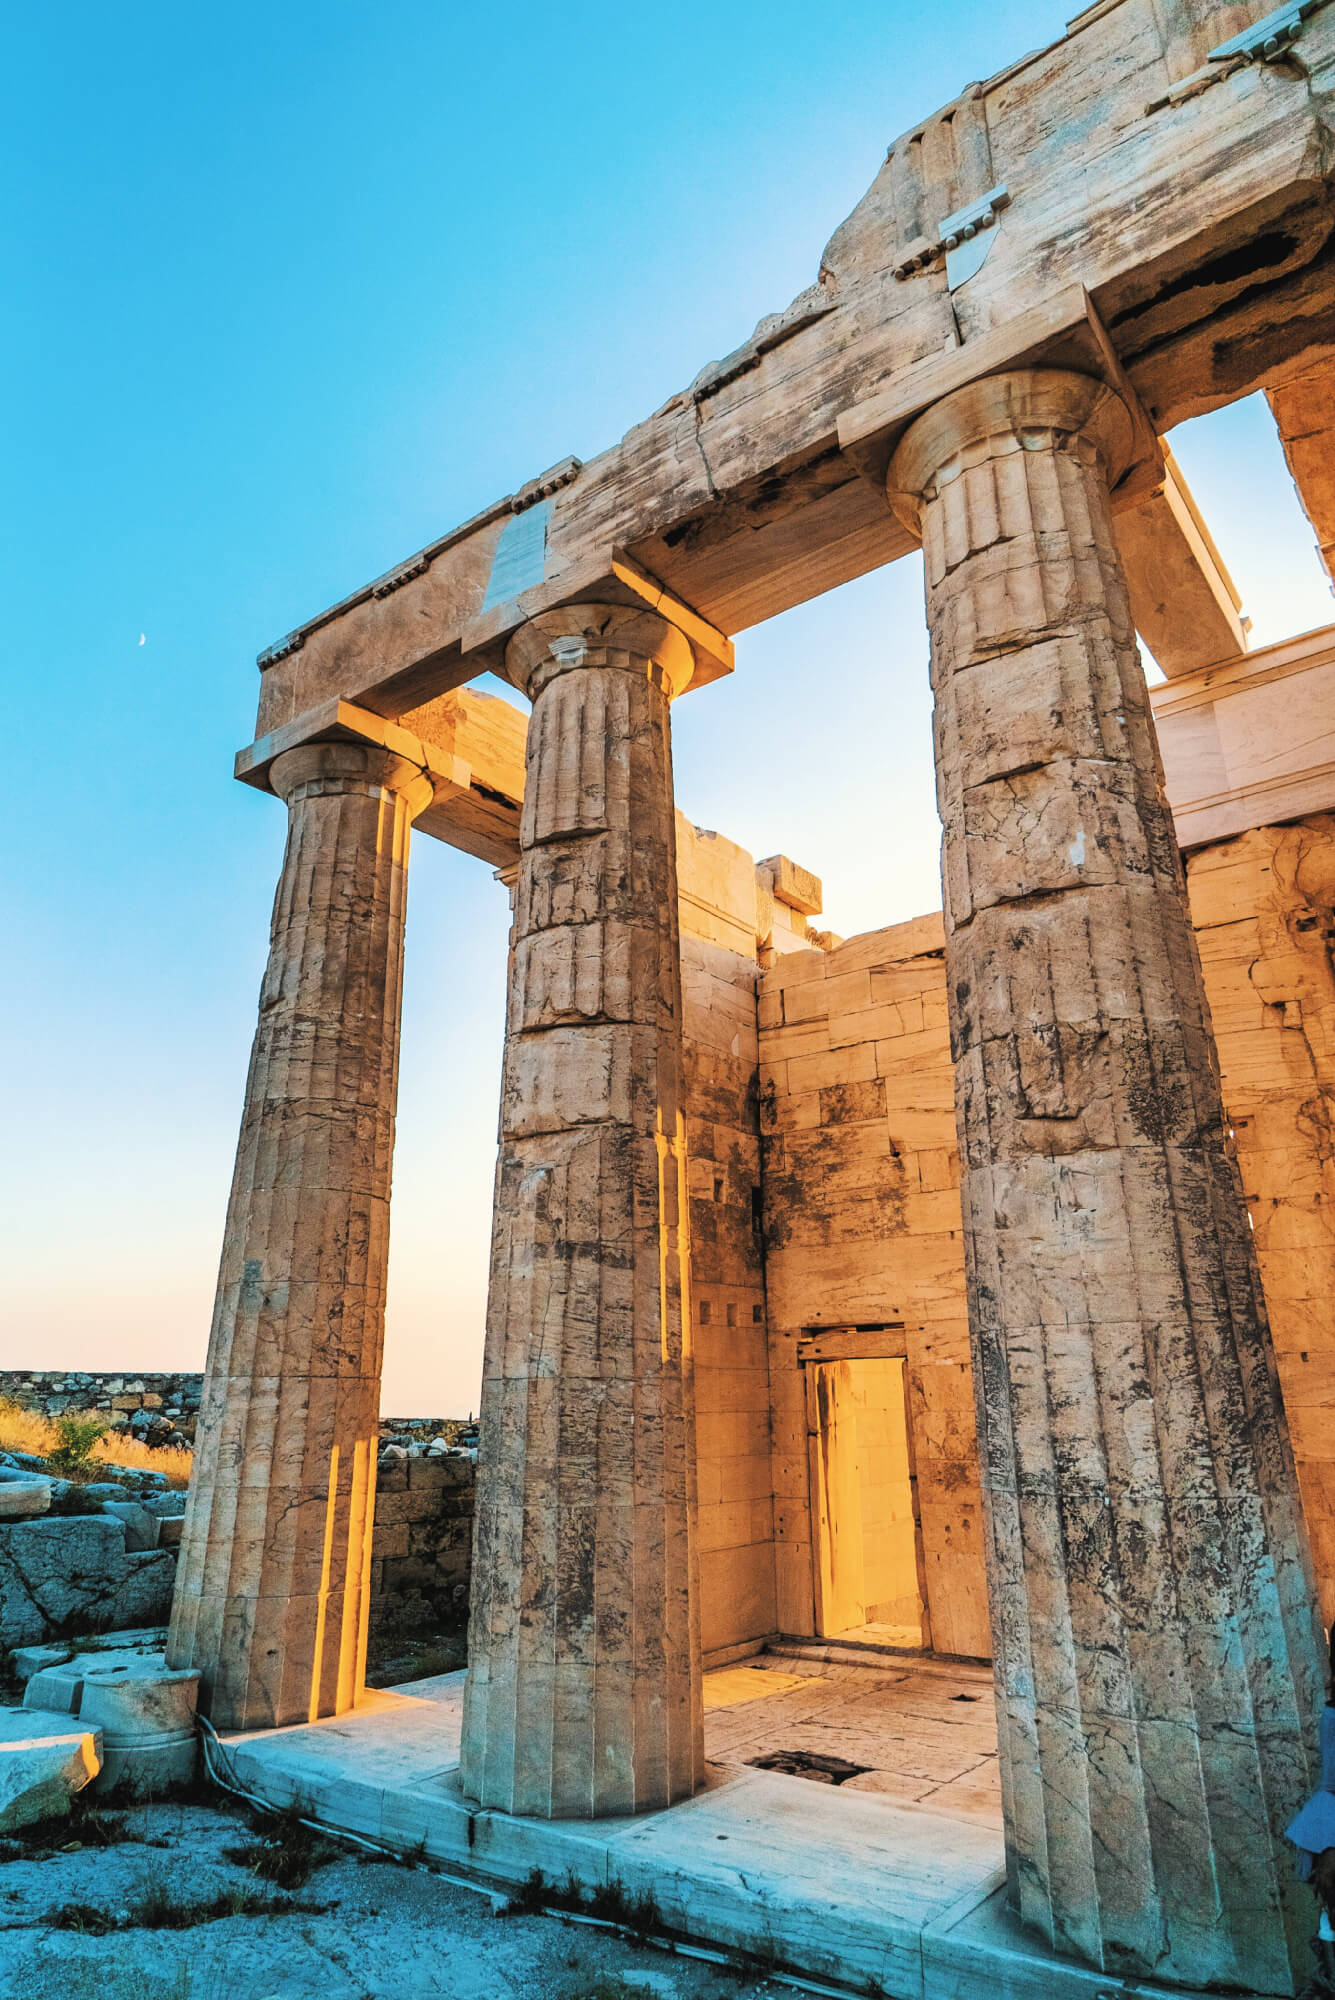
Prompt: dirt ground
<box><xmin>0</xmin><ymin>1791</ymin><xmax>792</xmax><ymax>2000</ymax></box>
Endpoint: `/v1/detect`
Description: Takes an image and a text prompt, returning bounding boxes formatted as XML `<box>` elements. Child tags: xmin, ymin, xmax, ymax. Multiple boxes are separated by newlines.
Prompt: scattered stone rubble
<box><xmin>0</xmin><ymin>1629</ymin><xmax>200</xmax><ymax>1826</ymax></box>
<box><xmin>0</xmin><ymin>1420</ymin><xmax>479</xmax><ymax>1654</ymax></box>
<box><xmin>377</xmin><ymin>1416</ymin><xmax>478</xmax><ymax>1458</ymax></box>
<box><xmin>0</xmin><ymin>1703</ymin><xmax>102</xmax><ymax>1831</ymax></box>
<box><xmin>0</xmin><ymin>1455</ymin><xmax>185</xmax><ymax>1648</ymax></box>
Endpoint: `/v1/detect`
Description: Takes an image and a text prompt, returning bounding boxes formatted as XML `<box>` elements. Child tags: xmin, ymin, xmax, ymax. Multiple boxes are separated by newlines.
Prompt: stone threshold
<box><xmin>770</xmin><ymin>1635</ymin><xmax>995</xmax><ymax>1677</ymax></box>
<box><xmin>224</xmin><ymin>1671</ymin><xmax>1196</xmax><ymax>2000</ymax></box>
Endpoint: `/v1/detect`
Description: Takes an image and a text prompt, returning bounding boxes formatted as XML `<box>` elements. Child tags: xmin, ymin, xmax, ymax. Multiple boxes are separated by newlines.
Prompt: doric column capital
<box><xmin>503</xmin><ymin>602</ymin><xmax>695</xmax><ymax>704</ymax></box>
<box><xmin>269</xmin><ymin>739</ymin><xmax>436</xmax><ymax>820</ymax></box>
<box><xmin>885</xmin><ymin>367</ymin><xmax>1136</xmax><ymax>537</ymax></box>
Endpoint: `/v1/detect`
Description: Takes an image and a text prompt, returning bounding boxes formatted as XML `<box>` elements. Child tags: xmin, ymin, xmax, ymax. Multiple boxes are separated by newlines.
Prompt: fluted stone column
<box><xmin>168</xmin><ymin>739</ymin><xmax>433</xmax><ymax>1730</ymax></box>
<box><xmin>461</xmin><ymin>604</ymin><xmax>705</xmax><ymax>1819</ymax></box>
<box><xmin>887</xmin><ymin>370</ymin><xmax>1326</xmax><ymax>1994</ymax></box>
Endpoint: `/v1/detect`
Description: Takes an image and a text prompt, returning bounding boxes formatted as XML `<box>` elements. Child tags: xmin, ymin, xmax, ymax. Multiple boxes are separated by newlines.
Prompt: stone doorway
<box><xmin>802</xmin><ymin>1330</ymin><xmax>929</xmax><ymax>1651</ymax></box>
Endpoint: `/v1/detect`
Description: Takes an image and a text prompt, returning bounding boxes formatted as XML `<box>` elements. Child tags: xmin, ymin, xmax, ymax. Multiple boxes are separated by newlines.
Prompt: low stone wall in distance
<box><xmin>0</xmin><ymin>1400</ymin><xmax>480</xmax><ymax>1657</ymax></box>
<box><xmin>0</xmin><ymin>1371</ymin><xmax>204</xmax><ymax>1441</ymax></box>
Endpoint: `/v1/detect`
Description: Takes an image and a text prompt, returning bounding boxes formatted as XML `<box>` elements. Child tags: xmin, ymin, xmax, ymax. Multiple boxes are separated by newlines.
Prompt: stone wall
<box><xmin>369</xmin><ymin>1452</ymin><xmax>474</xmax><ymax>1633</ymax></box>
<box><xmin>0</xmin><ymin>1372</ymin><xmax>203</xmax><ymax>1437</ymax></box>
<box><xmin>1186</xmin><ymin>817</ymin><xmax>1335</xmax><ymax>1626</ymax></box>
<box><xmin>756</xmin><ymin>832</ymin><xmax>1335</xmax><ymax>1644</ymax></box>
<box><xmin>758</xmin><ymin>914</ymin><xmax>991</xmax><ymax>1658</ymax></box>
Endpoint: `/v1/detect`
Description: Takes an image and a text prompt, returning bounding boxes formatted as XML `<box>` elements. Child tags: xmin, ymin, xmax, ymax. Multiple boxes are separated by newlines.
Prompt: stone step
<box><xmin>9</xmin><ymin>1626</ymin><xmax>167</xmax><ymax>1685</ymax></box>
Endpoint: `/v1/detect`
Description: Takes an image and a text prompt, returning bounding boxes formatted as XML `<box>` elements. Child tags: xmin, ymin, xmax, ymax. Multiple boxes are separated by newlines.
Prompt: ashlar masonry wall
<box><xmin>675</xmin><ymin>817</ymin><xmax>824</xmax><ymax>1662</ymax></box>
<box><xmin>1186</xmin><ymin>817</ymin><xmax>1335</xmax><ymax>1626</ymax></box>
<box><xmin>758</xmin><ymin>841</ymin><xmax>1335</xmax><ymax>1648</ymax></box>
<box><xmin>369</xmin><ymin>1452</ymin><xmax>474</xmax><ymax>1634</ymax></box>
<box><xmin>758</xmin><ymin>914</ymin><xmax>990</xmax><ymax>1658</ymax></box>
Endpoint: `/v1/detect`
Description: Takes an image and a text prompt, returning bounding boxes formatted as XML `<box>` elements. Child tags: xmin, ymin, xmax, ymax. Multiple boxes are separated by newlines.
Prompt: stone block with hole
<box><xmin>81</xmin><ymin>1658</ymin><xmax>200</xmax><ymax>1796</ymax></box>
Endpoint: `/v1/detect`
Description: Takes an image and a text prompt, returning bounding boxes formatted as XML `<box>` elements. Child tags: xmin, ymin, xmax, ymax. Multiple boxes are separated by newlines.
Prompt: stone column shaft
<box><xmin>461</xmin><ymin>604</ymin><xmax>705</xmax><ymax>1820</ymax></box>
<box><xmin>888</xmin><ymin>370</ymin><xmax>1326</xmax><ymax>1994</ymax></box>
<box><xmin>168</xmin><ymin>740</ymin><xmax>432</xmax><ymax>1730</ymax></box>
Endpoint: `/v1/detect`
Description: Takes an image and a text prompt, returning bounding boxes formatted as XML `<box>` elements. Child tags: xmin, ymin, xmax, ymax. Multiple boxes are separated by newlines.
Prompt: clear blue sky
<box><xmin>5</xmin><ymin>2</ymin><xmax>1331</xmax><ymax>1413</ymax></box>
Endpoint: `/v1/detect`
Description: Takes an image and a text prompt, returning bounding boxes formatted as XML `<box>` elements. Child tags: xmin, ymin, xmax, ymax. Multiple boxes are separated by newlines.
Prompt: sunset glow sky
<box><xmin>6</xmin><ymin>1</ymin><xmax>1332</xmax><ymax>1414</ymax></box>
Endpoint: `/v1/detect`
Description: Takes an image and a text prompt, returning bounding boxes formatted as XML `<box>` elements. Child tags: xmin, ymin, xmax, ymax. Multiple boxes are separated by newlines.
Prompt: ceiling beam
<box><xmin>1114</xmin><ymin>446</ymin><xmax>1248</xmax><ymax>677</ymax></box>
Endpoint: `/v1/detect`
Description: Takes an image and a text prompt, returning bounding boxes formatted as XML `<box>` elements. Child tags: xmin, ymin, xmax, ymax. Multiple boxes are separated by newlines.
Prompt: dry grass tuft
<box><xmin>42</xmin><ymin>1870</ymin><xmax>329</xmax><ymax>1932</ymax></box>
<box><xmin>0</xmin><ymin>1398</ymin><xmax>192</xmax><ymax>1488</ymax></box>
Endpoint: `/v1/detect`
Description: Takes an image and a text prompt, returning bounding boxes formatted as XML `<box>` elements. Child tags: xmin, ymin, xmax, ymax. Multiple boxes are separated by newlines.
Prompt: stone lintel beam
<box><xmin>235</xmin><ymin>698</ymin><xmax>465</xmax><ymax>798</ymax></box>
<box><xmin>1268</xmin><ymin>356</ymin><xmax>1335</xmax><ymax>584</ymax></box>
<box><xmin>235</xmin><ymin>691</ymin><xmax>527</xmax><ymax>869</ymax></box>
<box><xmin>462</xmin><ymin>551</ymin><xmax>734</xmax><ymax>696</ymax></box>
<box><xmin>255</xmin><ymin>547</ymin><xmax>733</xmax><ymax>743</ymax></box>
<box><xmin>1151</xmin><ymin>617</ymin><xmax>1335</xmax><ymax>846</ymax></box>
<box><xmin>838</xmin><ymin>286</ymin><xmax>1165</xmax><ymax>508</ymax></box>
<box><xmin>1113</xmin><ymin>445</ymin><xmax>1247</xmax><ymax>678</ymax></box>
<box><xmin>250</xmin><ymin>5</ymin><xmax>1335</xmax><ymax>739</ymax></box>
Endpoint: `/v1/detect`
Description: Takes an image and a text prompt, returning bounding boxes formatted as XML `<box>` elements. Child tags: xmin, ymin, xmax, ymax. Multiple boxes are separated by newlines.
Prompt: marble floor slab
<box><xmin>702</xmin><ymin>1651</ymin><xmax>1002</xmax><ymax>1826</ymax></box>
<box><xmin>221</xmin><ymin>1657</ymin><xmax>1182</xmax><ymax>2000</ymax></box>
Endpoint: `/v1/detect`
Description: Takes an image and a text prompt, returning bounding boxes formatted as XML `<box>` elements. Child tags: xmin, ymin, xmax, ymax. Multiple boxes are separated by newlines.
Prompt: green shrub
<box><xmin>48</xmin><ymin>1413</ymin><xmax>110</xmax><ymax>1476</ymax></box>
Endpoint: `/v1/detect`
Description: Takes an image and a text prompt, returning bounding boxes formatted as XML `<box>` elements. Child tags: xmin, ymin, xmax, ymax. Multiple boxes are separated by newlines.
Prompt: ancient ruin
<box><xmin>167</xmin><ymin>2</ymin><xmax>1335</xmax><ymax>1991</ymax></box>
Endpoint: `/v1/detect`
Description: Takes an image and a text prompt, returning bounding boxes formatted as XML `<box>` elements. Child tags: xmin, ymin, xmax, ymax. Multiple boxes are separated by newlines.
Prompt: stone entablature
<box><xmin>246</xmin><ymin>1</ymin><xmax>1335</xmax><ymax>731</ymax></box>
